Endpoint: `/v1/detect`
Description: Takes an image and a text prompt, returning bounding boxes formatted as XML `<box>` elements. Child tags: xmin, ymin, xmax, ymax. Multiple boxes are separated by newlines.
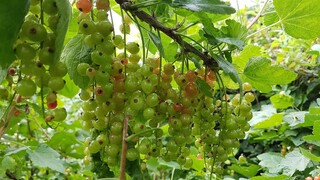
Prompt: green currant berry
<box><xmin>43</xmin><ymin>0</ymin><xmax>58</xmax><ymax>15</ymax></box>
<box><xmin>79</xmin><ymin>19</ymin><xmax>96</xmax><ymax>35</ymax></box>
<box><xmin>16</xmin><ymin>79</ymin><xmax>37</xmax><ymax>97</ymax></box>
<box><xmin>48</xmin><ymin>77</ymin><xmax>65</xmax><ymax>91</ymax></box>
<box><xmin>126</xmin><ymin>148</ymin><xmax>139</xmax><ymax>161</ymax></box>
<box><xmin>15</xmin><ymin>43</ymin><xmax>36</xmax><ymax>62</ymax></box>
<box><xmin>126</xmin><ymin>42</ymin><xmax>140</xmax><ymax>54</ymax></box>
<box><xmin>49</xmin><ymin>62</ymin><xmax>68</xmax><ymax>77</ymax></box>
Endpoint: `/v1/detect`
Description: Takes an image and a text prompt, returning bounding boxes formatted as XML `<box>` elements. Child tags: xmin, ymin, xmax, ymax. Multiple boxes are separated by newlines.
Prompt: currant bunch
<box><xmin>2</xmin><ymin>0</ymin><xmax>68</xmax><ymax>123</ymax></box>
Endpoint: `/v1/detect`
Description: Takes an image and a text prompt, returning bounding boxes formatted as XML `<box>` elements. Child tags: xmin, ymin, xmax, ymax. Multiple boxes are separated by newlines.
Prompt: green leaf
<box><xmin>309</xmin><ymin>107</ymin><xmax>320</xmax><ymax>114</ymax></box>
<box><xmin>242</xmin><ymin>57</ymin><xmax>297</xmax><ymax>92</ymax></box>
<box><xmin>48</xmin><ymin>132</ymin><xmax>84</xmax><ymax>159</ymax></box>
<box><xmin>196</xmin><ymin>78</ymin><xmax>212</xmax><ymax>97</ymax></box>
<box><xmin>233</xmin><ymin>45</ymin><xmax>261</xmax><ymax>71</ymax></box>
<box><xmin>53</xmin><ymin>0</ymin><xmax>71</xmax><ymax>64</ymax></box>
<box><xmin>0</xmin><ymin>68</ymin><xmax>6</xmax><ymax>84</ymax></box>
<box><xmin>61</xmin><ymin>34</ymin><xmax>91</xmax><ymax>89</ymax></box>
<box><xmin>0</xmin><ymin>0</ymin><xmax>30</xmax><ymax>69</ymax></box>
<box><xmin>1</xmin><ymin>156</ymin><xmax>17</xmax><ymax>171</ymax></box>
<box><xmin>251</xmin><ymin>175</ymin><xmax>289</xmax><ymax>180</ymax></box>
<box><xmin>148</xmin><ymin>31</ymin><xmax>165</xmax><ymax>59</ymax></box>
<box><xmin>254</xmin><ymin>131</ymin><xmax>278</xmax><ymax>140</ymax></box>
<box><xmin>273</xmin><ymin>0</ymin><xmax>320</xmax><ymax>39</ymax></box>
<box><xmin>303</xmin><ymin>135</ymin><xmax>320</xmax><ymax>146</ymax></box>
<box><xmin>212</xmin><ymin>54</ymin><xmax>242</xmax><ymax>92</ymax></box>
<box><xmin>163</xmin><ymin>42</ymin><xmax>178</xmax><ymax>62</ymax></box>
<box><xmin>280</xmin><ymin>149</ymin><xmax>310</xmax><ymax>176</ymax></box>
<box><xmin>58</xmin><ymin>74</ymin><xmax>79</xmax><ymax>98</ymax></box>
<box><xmin>298</xmin><ymin>113</ymin><xmax>320</xmax><ymax>127</ymax></box>
<box><xmin>257</xmin><ymin>152</ymin><xmax>283</xmax><ymax>174</ymax></box>
<box><xmin>229</xmin><ymin>164</ymin><xmax>260</xmax><ymax>177</ymax></box>
<box><xmin>189</xmin><ymin>56</ymin><xmax>201</xmax><ymax>69</ymax></box>
<box><xmin>254</xmin><ymin>113</ymin><xmax>283</xmax><ymax>129</ymax></box>
<box><xmin>221</xmin><ymin>72</ymin><xmax>239</xmax><ymax>90</ymax></box>
<box><xmin>270</xmin><ymin>94</ymin><xmax>294</xmax><ymax>109</ymax></box>
<box><xmin>27</xmin><ymin>144</ymin><xmax>65</xmax><ymax>173</ymax></box>
<box><xmin>221</xmin><ymin>20</ymin><xmax>247</xmax><ymax>41</ymax></box>
<box><xmin>264</xmin><ymin>11</ymin><xmax>280</xmax><ymax>26</ymax></box>
<box><xmin>171</xmin><ymin>0</ymin><xmax>235</xmax><ymax>14</ymax></box>
<box><xmin>313</xmin><ymin>120</ymin><xmax>320</xmax><ymax>135</ymax></box>
<box><xmin>5</xmin><ymin>146</ymin><xmax>30</xmax><ymax>156</ymax></box>
<box><xmin>216</xmin><ymin>37</ymin><xmax>244</xmax><ymax>50</ymax></box>
<box><xmin>300</xmin><ymin>147</ymin><xmax>320</xmax><ymax>162</ymax></box>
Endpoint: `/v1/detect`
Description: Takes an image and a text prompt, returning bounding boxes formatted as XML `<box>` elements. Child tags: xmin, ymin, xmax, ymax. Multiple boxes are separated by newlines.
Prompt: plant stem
<box><xmin>0</xmin><ymin>94</ymin><xmax>19</xmax><ymax>139</ymax></box>
<box><xmin>115</xmin><ymin>1</ymin><xmax>219</xmax><ymax>70</ymax></box>
<box><xmin>247</xmin><ymin>0</ymin><xmax>270</xmax><ymax>29</ymax></box>
<box><xmin>120</xmin><ymin>115</ymin><xmax>129</xmax><ymax>180</ymax></box>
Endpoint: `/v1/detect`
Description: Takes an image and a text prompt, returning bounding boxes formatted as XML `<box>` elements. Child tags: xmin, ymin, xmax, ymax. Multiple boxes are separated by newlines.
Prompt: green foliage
<box><xmin>270</xmin><ymin>93</ymin><xmax>294</xmax><ymax>109</ymax></box>
<box><xmin>53</xmin><ymin>0</ymin><xmax>72</xmax><ymax>64</ymax></box>
<box><xmin>0</xmin><ymin>0</ymin><xmax>29</xmax><ymax>69</ymax></box>
<box><xmin>242</xmin><ymin>57</ymin><xmax>297</xmax><ymax>92</ymax></box>
<box><xmin>171</xmin><ymin>0</ymin><xmax>235</xmax><ymax>14</ymax></box>
<box><xmin>61</xmin><ymin>34</ymin><xmax>91</xmax><ymax>89</ymax></box>
<box><xmin>274</xmin><ymin>0</ymin><xmax>320</xmax><ymax>39</ymax></box>
<box><xmin>26</xmin><ymin>144</ymin><xmax>65</xmax><ymax>173</ymax></box>
<box><xmin>1</xmin><ymin>0</ymin><xmax>320</xmax><ymax>179</ymax></box>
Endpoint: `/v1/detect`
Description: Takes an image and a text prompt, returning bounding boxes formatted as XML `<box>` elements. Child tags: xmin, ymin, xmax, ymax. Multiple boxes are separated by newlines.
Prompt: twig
<box><xmin>0</xmin><ymin>95</ymin><xmax>20</xmax><ymax>139</ymax></box>
<box><xmin>247</xmin><ymin>0</ymin><xmax>270</xmax><ymax>29</ymax></box>
<box><xmin>120</xmin><ymin>115</ymin><xmax>129</xmax><ymax>180</ymax></box>
<box><xmin>115</xmin><ymin>0</ymin><xmax>218</xmax><ymax>70</ymax></box>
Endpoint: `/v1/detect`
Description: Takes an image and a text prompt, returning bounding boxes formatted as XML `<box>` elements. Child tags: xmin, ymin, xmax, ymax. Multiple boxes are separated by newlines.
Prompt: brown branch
<box><xmin>119</xmin><ymin>115</ymin><xmax>129</xmax><ymax>180</ymax></box>
<box><xmin>115</xmin><ymin>0</ymin><xmax>219</xmax><ymax>70</ymax></box>
<box><xmin>0</xmin><ymin>95</ymin><xmax>21</xmax><ymax>139</ymax></box>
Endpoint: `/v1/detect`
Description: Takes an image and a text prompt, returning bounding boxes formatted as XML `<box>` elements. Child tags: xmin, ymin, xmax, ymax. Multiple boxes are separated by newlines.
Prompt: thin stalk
<box><xmin>247</xmin><ymin>21</ymin><xmax>280</xmax><ymax>38</ymax></box>
<box><xmin>120</xmin><ymin>8</ymin><xmax>127</xmax><ymax>58</ymax></box>
<box><xmin>120</xmin><ymin>116</ymin><xmax>129</xmax><ymax>180</ymax></box>
<box><xmin>133</xmin><ymin>16</ymin><xmax>146</xmax><ymax>64</ymax></box>
<box><xmin>247</xmin><ymin>0</ymin><xmax>270</xmax><ymax>29</ymax></box>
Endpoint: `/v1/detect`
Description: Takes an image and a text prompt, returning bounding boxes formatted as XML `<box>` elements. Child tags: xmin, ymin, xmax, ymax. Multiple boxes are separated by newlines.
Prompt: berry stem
<box><xmin>120</xmin><ymin>115</ymin><xmax>130</xmax><ymax>180</ymax></box>
<box><xmin>133</xmin><ymin>15</ymin><xmax>146</xmax><ymax>64</ymax></box>
<box><xmin>0</xmin><ymin>94</ymin><xmax>19</xmax><ymax>139</ymax></box>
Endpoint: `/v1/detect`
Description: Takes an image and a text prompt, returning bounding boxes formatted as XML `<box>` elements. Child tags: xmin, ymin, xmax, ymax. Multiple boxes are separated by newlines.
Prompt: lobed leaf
<box><xmin>26</xmin><ymin>144</ymin><xmax>65</xmax><ymax>173</ymax></box>
<box><xmin>273</xmin><ymin>0</ymin><xmax>320</xmax><ymax>39</ymax></box>
<box><xmin>242</xmin><ymin>57</ymin><xmax>297</xmax><ymax>92</ymax></box>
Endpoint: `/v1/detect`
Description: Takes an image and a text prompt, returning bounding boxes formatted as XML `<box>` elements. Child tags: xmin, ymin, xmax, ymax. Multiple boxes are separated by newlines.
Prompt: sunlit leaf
<box><xmin>254</xmin><ymin>113</ymin><xmax>283</xmax><ymax>129</ymax></box>
<box><xmin>58</xmin><ymin>74</ymin><xmax>79</xmax><ymax>98</ymax></box>
<box><xmin>270</xmin><ymin>93</ymin><xmax>294</xmax><ymax>109</ymax></box>
<box><xmin>233</xmin><ymin>45</ymin><xmax>261</xmax><ymax>71</ymax></box>
<box><xmin>242</xmin><ymin>57</ymin><xmax>297</xmax><ymax>92</ymax></box>
<box><xmin>251</xmin><ymin>175</ymin><xmax>289</xmax><ymax>180</ymax></box>
<box><xmin>229</xmin><ymin>164</ymin><xmax>260</xmax><ymax>177</ymax></box>
<box><xmin>300</xmin><ymin>147</ymin><xmax>320</xmax><ymax>162</ymax></box>
<box><xmin>274</xmin><ymin>0</ymin><xmax>320</xmax><ymax>39</ymax></box>
<box><xmin>171</xmin><ymin>0</ymin><xmax>235</xmax><ymax>14</ymax></box>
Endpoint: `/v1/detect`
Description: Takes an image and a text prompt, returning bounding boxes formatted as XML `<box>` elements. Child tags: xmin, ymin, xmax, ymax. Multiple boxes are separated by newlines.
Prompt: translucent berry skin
<box><xmin>76</xmin><ymin>0</ymin><xmax>92</xmax><ymax>13</ymax></box>
<box><xmin>16</xmin><ymin>79</ymin><xmax>37</xmax><ymax>97</ymax></box>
